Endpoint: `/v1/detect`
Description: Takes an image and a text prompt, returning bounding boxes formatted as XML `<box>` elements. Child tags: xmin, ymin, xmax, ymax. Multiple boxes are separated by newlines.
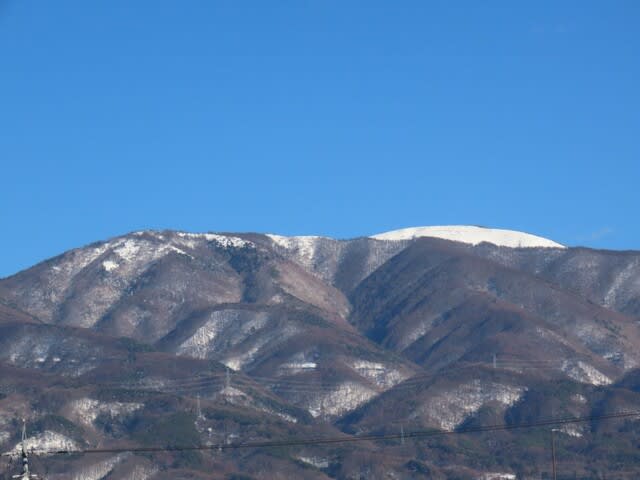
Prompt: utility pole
<box><xmin>12</xmin><ymin>419</ymin><xmax>38</xmax><ymax>480</ymax></box>
<box><xmin>551</xmin><ymin>429</ymin><xmax>557</xmax><ymax>480</ymax></box>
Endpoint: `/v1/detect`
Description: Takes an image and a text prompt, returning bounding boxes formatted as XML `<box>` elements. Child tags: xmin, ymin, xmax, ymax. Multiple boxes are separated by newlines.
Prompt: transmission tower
<box><xmin>196</xmin><ymin>394</ymin><xmax>203</xmax><ymax>420</ymax></box>
<box><xmin>551</xmin><ymin>428</ymin><xmax>559</xmax><ymax>480</ymax></box>
<box><xmin>12</xmin><ymin>419</ymin><xmax>38</xmax><ymax>480</ymax></box>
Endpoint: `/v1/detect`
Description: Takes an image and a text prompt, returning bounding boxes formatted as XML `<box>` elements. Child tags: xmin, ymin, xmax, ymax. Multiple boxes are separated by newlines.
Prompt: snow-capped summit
<box><xmin>370</xmin><ymin>225</ymin><xmax>565</xmax><ymax>249</ymax></box>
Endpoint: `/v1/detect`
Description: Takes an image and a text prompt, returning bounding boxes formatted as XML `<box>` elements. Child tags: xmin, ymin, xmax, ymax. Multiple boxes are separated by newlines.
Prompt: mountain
<box><xmin>0</xmin><ymin>226</ymin><xmax>640</xmax><ymax>479</ymax></box>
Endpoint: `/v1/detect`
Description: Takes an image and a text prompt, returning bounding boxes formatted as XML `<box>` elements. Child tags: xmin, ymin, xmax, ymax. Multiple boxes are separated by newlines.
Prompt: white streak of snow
<box><xmin>477</xmin><ymin>473</ymin><xmax>516</xmax><ymax>480</ymax></box>
<box><xmin>604</xmin><ymin>258</ymin><xmax>640</xmax><ymax>308</ymax></box>
<box><xmin>296</xmin><ymin>456</ymin><xmax>329</xmax><ymax>469</ymax></box>
<box><xmin>561</xmin><ymin>360</ymin><xmax>611</xmax><ymax>386</ymax></box>
<box><xmin>278</xmin><ymin>361</ymin><xmax>317</xmax><ymax>376</ymax></box>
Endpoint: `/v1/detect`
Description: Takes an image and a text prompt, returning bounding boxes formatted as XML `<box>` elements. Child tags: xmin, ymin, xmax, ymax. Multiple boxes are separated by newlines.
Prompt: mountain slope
<box><xmin>1</xmin><ymin>227</ymin><xmax>640</xmax><ymax>479</ymax></box>
<box><xmin>349</xmin><ymin>238</ymin><xmax>640</xmax><ymax>373</ymax></box>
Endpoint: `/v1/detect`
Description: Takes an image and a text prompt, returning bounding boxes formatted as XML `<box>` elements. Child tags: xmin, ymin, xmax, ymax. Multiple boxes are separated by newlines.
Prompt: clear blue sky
<box><xmin>1</xmin><ymin>1</ymin><xmax>639</xmax><ymax>277</ymax></box>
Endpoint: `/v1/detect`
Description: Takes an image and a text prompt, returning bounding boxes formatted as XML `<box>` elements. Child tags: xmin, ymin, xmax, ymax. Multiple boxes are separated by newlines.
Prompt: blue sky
<box><xmin>1</xmin><ymin>1</ymin><xmax>639</xmax><ymax>277</ymax></box>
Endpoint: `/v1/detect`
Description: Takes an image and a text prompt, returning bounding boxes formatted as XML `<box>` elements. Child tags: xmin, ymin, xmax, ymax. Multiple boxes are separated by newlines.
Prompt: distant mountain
<box><xmin>1</xmin><ymin>227</ymin><xmax>640</xmax><ymax>479</ymax></box>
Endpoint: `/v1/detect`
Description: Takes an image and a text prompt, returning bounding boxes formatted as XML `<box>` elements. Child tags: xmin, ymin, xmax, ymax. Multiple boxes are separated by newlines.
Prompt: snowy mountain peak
<box><xmin>370</xmin><ymin>225</ymin><xmax>565</xmax><ymax>249</ymax></box>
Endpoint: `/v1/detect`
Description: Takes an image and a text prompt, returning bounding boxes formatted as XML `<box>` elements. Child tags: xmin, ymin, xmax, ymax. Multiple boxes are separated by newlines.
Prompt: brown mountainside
<box><xmin>1</xmin><ymin>229</ymin><xmax>640</xmax><ymax>479</ymax></box>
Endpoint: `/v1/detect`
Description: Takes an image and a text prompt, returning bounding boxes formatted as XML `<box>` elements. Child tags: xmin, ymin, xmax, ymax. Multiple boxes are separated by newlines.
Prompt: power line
<box><xmin>67</xmin><ymin>355</ymin><xmax>573</xmax><ymax>391</ymax></box>
<box><xmin>87</xmin><ymin>361</ymin><xmax>563</xmax><ymax>394</ymax></box>
<box><xmin>12</xmin><ymin>409</ymin><xmax>640</xmax><ymax>458</ymax></box>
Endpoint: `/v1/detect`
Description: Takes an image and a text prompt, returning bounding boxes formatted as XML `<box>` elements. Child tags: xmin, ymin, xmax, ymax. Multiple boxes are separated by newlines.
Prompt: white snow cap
<box><xmin>371</xmin><ymin>225</ymin><xmax>565</xmax><ymax>249</ymax></box>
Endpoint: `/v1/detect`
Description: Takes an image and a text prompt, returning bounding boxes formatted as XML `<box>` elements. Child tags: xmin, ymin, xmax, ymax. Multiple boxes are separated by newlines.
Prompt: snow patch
<box><xmin>572</xmin><ymin>393</ymin><xmax>588</xmax><ymax>404</ymax></box>
<box><xmin>398</xmin><ymin>315</ymin><xmax>441</xmax><ymax>351</ymax></box>
<box><xmin>102</xmin><ymin>260</ymin><xmax>119</xmax><ymax>272</ymax></box>
<box><xmin>266</xmin><ymin>234</ymin><xmax>325</xmax><ymax>266</ymax></box>
<box><xmin>176</xmin><ymin>232</ymin><xmax>252</xmax><ymax>249</ymax></box>
<box><xmin>127</xmin><ymin>464</ymin><xmax>158</xmax><ymax>480</ymax></box>
<box><xmin>113</xmin><ymin>239</ymin><xmax>142</xmax><ymax>263</ymax></box>
<box><xmin>371</xmin><ymin>225</ymin><xmax>565</xmax><ymax>249</ymax></box>
<box><xmin>69</xmin><ymin>398</ymin><xmax>143</xmax><ymax>426</ymax></box>
<box><xmin>220</xmin><ymin>386</ymin><xmax>246</xmax><ymax>398</ymax></box>
<box><xmin>9</xmin><ymin>431</ymin><xmax>78</xmax><ymax>455</ymax></box>
<box><xmin>3</xmin><ymin>334</ymin><xmax>100</xmax><ymax>376</ymax></box>
<box><xmin>535</xmin><ymin>326</ymin><xmax>574</xmax><ymax>349</ymax></box>
<box><xmin>218</xmin><ymin>386</ymin><xmax>298</xmax><ymax>423</ymax></box>
<box><xmin>308</xmin><ymin>382</ymin><xmax>377</xmax><ymax>418</ymax></box>
<box><xmin>276</xmin><ymin>351</ymin><xmax>320</xmax><ymax>375</ymax></box>
<box><xmin>221</xmin><ymin>322</ymin><xmax>299</xmax><ymax>371</ymax></box>
<box><xmin>222</xmin><ymin>345</ymin><xmax>261</xmax><ymax>371</ymax></box>
<box><xmin>350</xmin><ymin>360</ymin><xmax>406</xmax><ymax>389</ymax></box>
<box><xmin>267</xmin><ymin>233</ymin><xmax>406</xmax><ymax>288</ymax></box>
<box><xmin>71</xmin><ymin>454</ymin><xmax>127</xmax><ymax>480</ymax></box>
<box><xmin>559</xmin><ymin>423</ymin><xmax>584</xmax><ymax>438</ymax></box>
<box><xmin>477</xmin><ymin>473</ymin><xmax>516</xmax><ymax>480</ymax></box>
<box><xmin>296</xmin><ymin>455</ymin><xmax>329</xmax><ymax>469</ymax></box>
<box><xmin>177</xmin><ymin>310</ymin><xmax>269</xmax><ymax>360</ymax></box>
<box><xmin>417</xmin><ymin>380</ymin><xmax>525</xmax><ymax>430</ymax></box>
<box><xmin>561</xmin><ymin>360</ymin><xmax>611</xmax><ymax>386</ymax></box>
<box><xmin>604</xmin><ymin>258</ymin><xmax>640</xmax><ymax>308</ymax></box>
<box><xmin>278</xmin><ymin>361</ymin><xmax>317</xmax><ymax>375</ymax></box>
